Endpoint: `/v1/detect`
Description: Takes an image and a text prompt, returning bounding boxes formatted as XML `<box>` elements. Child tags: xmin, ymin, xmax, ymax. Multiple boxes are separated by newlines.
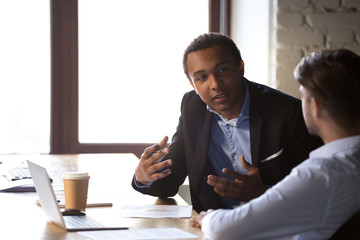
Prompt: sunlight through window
<box><xmin>79</xmin><ymin>0</ymin><xmax>208</xmax><ymax>143</ymax></box>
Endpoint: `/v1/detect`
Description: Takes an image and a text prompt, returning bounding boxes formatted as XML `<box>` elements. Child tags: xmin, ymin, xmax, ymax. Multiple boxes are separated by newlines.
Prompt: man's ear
<box><xmin>310</xmin><ymin>97</ymin><xmax>323</xmax><ymax>118</ymax></box>
<box><xmin>239</xmin><ymin>60</ymin><xmax>245</xmax><ymax>76</ymax></box>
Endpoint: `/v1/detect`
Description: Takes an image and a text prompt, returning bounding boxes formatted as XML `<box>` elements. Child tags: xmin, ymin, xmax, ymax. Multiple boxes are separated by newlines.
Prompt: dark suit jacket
<box><xmin>132</xmin><ymin>78</ymin><xmax>322</xmax><ymax>213</ymax></box>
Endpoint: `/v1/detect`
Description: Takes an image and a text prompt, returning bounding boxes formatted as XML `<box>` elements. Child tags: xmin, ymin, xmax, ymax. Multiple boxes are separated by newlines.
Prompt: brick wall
<box><xmin>274</xmin><ymin>0</ymin><xmax>360</xmax><ymax>97</ymax></box>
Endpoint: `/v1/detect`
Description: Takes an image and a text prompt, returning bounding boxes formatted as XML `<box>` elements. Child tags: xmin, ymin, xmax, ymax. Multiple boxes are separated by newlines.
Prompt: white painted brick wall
<box><xmin>274</xmin><ymin>0</ymin><xmax>360</xmax><ymax>97</ymax></box>
<box><xmin>344</xmin><ymin>0</ymin><xmax>360</xmax><ymax>9</ymax></box>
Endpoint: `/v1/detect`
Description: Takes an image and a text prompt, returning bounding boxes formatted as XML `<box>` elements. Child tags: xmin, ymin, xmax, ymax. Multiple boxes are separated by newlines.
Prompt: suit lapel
<box><xmin>247</xmin><ymin>80</ymin><xmax>263</xmax><ymax>167</ymax></box>
<box><xmin>194</xmin><ymin>107</ymin><xmax>227</xmax><ymax>211</ymax></box>
<box><xmin>194</xmin><ymin>107</ymin><xmax>212</xmax><ymax>193</ymax></box>
<box><xmin>250</xmin><ymin>114</ymin><xmax>262</xmax><ymax>167</ymax></box>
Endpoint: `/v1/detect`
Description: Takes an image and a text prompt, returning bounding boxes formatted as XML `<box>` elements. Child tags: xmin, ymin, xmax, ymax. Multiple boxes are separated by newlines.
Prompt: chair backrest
<box><xmin>329</xmin><ymin>210</ymin><xmax>360</xmax><ymax>240</ymax></box>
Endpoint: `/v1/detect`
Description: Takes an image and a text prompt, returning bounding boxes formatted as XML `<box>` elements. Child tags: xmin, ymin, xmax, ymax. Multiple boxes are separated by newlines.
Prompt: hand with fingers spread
<box><xmin>207</xmin><ymin>155</ymin><xmax>268</xmax><ymax>202</ymax></box>
<box><xmin>135</xmin><ymin>136</ymin><xmax>173</xmax><ymax>186</ymax></box>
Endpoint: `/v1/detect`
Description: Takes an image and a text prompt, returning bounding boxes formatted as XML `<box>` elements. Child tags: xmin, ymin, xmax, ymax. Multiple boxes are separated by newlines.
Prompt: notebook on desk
<box><xmin>0</xmin><ymin>160</ymin><xmax>35</xmax><ymax>192</ymax></box>
<box><xmin>27</xmin><ymin>160</ymin><xmax>129</xmax><ymax>231</ymax></box>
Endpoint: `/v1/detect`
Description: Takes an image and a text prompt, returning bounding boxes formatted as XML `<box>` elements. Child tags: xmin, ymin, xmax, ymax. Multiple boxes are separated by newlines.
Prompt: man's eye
<box><xmin>196</xmin><ymin>75</ymin><xmax>207</xmax><ymax>81</ymax></box>
<box><xmin>219</xmin><ymin>67</ymin><xmax>227</xmax><ymax>73</ymax></box>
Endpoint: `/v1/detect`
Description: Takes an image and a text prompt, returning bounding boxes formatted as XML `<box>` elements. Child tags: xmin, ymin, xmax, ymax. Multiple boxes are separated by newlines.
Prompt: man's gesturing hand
<box><xmin>135</xmin><ymin>136</ymin><xmax>173</xmax><ymax>186</ymax></box>
<box><xmin>207</xmin><ymin>155</ymin><xmax>268</xmax><ymax>202</ymax></box>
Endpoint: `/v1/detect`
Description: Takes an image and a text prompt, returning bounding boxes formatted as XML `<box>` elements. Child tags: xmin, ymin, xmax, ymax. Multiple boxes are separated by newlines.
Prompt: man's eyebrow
<box><xmin>192</xmin><ymin>61</ymin><xmax>230</xmax><ymax>78</ymax></box>
<box><xmin>192</xmin><ymin>70</ymin><xmax>205</xmax><ymax>78</ymax></box>
<box><xmin>215</xmin><ymin>61</ymin><xmax>229</xmax><ymax>67</ymax></box>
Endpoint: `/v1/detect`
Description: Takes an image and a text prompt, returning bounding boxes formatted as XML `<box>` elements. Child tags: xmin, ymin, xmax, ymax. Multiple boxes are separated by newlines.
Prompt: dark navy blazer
<box><xmin>132</xmin><ymin>78</ymin><xmax>322</xmax><ymax>213</ymax></box>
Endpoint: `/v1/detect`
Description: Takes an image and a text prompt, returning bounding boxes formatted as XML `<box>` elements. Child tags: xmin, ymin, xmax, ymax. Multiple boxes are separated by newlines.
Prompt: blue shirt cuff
<box><xmin>133</xmin><ymin>177</ymin><xmax>153</xmax><ymax>188</ymax></box>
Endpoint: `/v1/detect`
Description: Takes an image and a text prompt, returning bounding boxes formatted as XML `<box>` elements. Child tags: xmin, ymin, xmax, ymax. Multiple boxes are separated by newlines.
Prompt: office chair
<box><xmin>329</xmin><ymin>210</ymin><xmax>360</xmax><ymax>240</ymax></box>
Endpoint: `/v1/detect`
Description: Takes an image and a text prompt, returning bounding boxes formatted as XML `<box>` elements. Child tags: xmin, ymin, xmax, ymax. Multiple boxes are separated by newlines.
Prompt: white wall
<box><xmin>275</xmin><ymin>0</ymin><xmax>360</xmax><ymax>97</ymax></box>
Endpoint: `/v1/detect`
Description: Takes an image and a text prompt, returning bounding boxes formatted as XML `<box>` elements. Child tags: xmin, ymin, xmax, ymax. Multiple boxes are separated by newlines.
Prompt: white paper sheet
<box><xmin>116</xmin><ymin>204</ymin><xmax>193</xmax><ymax>218</ymax></box>
<box><xmin>78</xmin><ymin>227</ymin><xmax>198</xmax><ymax>239</ymax></box>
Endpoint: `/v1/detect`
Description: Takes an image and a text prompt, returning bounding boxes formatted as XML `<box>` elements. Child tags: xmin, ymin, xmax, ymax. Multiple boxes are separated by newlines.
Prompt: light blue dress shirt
<box><xmin>207</xmin><ymin>80</ymin><xmax>251</xmax><ymax>208</ymax></box>
<box><xmin>202</xmin><ymin>135</ymin><xmax>360</xmax><ymax>240</ymax></box>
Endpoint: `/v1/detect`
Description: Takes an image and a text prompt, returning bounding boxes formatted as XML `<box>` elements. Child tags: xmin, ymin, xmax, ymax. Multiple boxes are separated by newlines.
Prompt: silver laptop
<box><xmin>27</xmin><ymin>160</ymin><xmax>128</xmax><ymax>231</ymax></box>
<box><xmin>0</xmin><ymin>160</ymin><xmax>35</xmax><ymax>192</ymax></box>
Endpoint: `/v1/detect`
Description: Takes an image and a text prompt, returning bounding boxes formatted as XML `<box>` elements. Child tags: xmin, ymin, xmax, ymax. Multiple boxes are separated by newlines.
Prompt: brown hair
<box><xmin>294</xmin><ymin>49</ymin><xmax>360</xmax><ymax>129</ymax></box>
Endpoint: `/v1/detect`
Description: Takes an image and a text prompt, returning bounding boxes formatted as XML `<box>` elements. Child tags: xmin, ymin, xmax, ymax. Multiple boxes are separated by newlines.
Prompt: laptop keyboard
<box><xmin>64</xmin><ymin>216</ymin><xmax>105</xmax><ymax>228</ymax></box>
<box><xmin>2</xmin><ymin>167</ymin><xmax>32</xmax><ymax>181</ymax></box>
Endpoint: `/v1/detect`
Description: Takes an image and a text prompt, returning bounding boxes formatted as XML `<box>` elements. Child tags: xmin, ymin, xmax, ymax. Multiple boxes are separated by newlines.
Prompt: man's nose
<box><xmin>209</xmin><ymin>74</ymin><xmax>224</xmax><ymax>89</ymax></box>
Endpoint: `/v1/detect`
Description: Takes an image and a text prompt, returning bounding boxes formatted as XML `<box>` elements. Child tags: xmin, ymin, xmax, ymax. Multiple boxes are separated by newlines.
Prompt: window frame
<box><xmin>50</xmin><ymin>0</ymin><xmax>230</xmax><ymax>157</ymax></box>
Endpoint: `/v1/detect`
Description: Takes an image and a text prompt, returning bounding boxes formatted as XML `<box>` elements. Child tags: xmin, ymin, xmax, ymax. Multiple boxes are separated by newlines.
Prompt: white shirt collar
<box><xmin>310</xmin><ymin>135</ymin><xmax>360</xmax><ymax>159</ymax></box>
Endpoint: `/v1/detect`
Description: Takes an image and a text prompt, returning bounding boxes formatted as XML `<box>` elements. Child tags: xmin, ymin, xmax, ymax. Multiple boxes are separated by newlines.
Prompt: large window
<box><xmin>0</xmin><ymin>0</ymin><xmax>50</xmax><ymax>154</ymax></box>
<box><xmin>0</xmin><ymin>0</ymin><xmax>228</xmax><ymax>156</ymax></box>
<box><xmin>78</xmin><ymin>0</ymin><xmax>208</xmax><ymax>144</ymax></box>
<box><xmin>50</xmin><ymin>0</ymin><xmax>228</xmax><ymax>157</ymax></box>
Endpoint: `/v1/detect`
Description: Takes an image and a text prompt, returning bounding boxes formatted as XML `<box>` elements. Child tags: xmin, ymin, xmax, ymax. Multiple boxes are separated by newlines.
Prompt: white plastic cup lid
<box><xmin>63</xmin><ymin>172</ymin><xmax>90</xmax><ymax>180</ymax></box>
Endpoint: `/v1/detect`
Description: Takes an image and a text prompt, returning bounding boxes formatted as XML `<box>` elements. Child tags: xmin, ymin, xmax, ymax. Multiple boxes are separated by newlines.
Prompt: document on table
<box><xmin>116</xmin><ymin>204</ymin><xmax>193</xmax><ymax>218</ymax></box>
<box><xmin>79</xmin><ymin>227</ymin><xmax>198</xmax><ymax>239</ymax></box>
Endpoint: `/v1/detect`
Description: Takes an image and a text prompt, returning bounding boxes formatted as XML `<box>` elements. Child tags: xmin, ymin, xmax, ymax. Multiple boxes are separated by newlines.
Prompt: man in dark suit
<box><xmin>132</xmin><ymin>33</ymin><xmax>321</xmax><ymax>213</ymax></box>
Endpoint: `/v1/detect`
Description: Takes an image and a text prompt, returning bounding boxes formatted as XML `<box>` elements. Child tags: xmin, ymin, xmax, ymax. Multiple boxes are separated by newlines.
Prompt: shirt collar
<box><xmin>310</xmin><ymin>135</ymin><xmax>360</xmax><ymax>159</ymax></box>
<box><xmin>207</xmin><ymin>78</ymin><xmax>250</xmax><ymax>125</ymax></box>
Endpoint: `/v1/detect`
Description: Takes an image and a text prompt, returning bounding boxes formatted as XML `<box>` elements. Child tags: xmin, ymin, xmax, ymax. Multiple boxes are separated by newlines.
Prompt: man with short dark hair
<box><xmin>190</xmin><ymin>49</ymin><xmax>360</xmax><ymax>239</ymax></box>
<box><xmin>132</xmin><ymin>33</ymin><xmax>321</xmax><ymax>213</ymax></box>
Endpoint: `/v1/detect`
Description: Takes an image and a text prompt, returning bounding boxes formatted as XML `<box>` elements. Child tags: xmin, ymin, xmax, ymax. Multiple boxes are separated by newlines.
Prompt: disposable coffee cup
<box><xmin>63</xmin><ymin>172</ymin><xmax>90</xmax><ymax>211</ymax></box>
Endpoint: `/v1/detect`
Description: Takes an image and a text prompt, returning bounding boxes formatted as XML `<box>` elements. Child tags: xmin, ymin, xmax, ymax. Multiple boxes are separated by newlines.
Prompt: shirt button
<box><xmin>229</xmin><ymin>126</ymin><xmax>233</xmax><ymax>130</ymax></box>
<box><xmin>234</xmin><ymin>155</ymin><xmax>238</xmax><ymax>160</ymax></box>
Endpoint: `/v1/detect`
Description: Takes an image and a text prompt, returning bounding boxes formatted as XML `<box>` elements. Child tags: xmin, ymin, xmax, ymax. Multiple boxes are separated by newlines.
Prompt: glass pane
<box><xmin>0</xmin><ymin>0</ymin><xmax>50</xmax><ymax>154</ymax></box>
<box><xmin>79</xmin><ymin>0</ymin><xmax>208</xmax><ymax>143</ymax></box>
<box><xmin>231</xmin><ymin>0</ymin><xmax>270</xmax><ymax>86</ymax></box>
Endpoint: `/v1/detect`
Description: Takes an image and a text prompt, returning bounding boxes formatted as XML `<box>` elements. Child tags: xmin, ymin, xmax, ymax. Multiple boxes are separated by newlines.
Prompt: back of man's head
<box><xmin>294</xmin><ymin>49</ymin><xmax>360</xmax><ymax>130</ymax></box>
<box><xmin>182</xmin><ymin>33</ymin><xmax>242</xmax><ymax>80</ymax></box>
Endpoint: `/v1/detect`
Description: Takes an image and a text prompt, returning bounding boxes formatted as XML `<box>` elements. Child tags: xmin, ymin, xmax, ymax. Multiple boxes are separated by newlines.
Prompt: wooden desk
<box><xmin>0</xmin><ymin>154</ymin><xmax>204</xmax><ymax>239</ymax></box>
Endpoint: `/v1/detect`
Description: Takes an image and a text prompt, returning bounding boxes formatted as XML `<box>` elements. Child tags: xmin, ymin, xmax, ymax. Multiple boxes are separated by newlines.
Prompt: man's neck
<box><xmin>320</xmin><ymin>122</ymin><xmax>360</xmax><ymax>144</ymax></box>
